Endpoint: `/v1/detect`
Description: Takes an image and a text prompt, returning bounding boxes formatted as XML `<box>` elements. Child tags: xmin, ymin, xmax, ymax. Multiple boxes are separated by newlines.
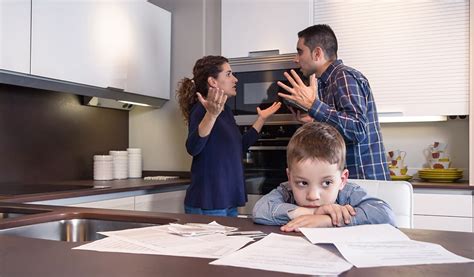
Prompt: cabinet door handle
<box><xmin>248</xmin><ymin>49</ymin><xmax>280</xmax><ymax>57</ymax></box>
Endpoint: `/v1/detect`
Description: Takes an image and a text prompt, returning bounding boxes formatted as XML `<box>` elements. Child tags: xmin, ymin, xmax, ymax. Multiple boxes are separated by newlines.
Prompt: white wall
<box><xmin>129</xmin><ymin>0</ymin><xmax>220</xmax><ymax>171</ymax></box>
<box><xmin>129</xmin><ymin>0</ymin><xmax>470</xmax><ymax>182</ymax></box>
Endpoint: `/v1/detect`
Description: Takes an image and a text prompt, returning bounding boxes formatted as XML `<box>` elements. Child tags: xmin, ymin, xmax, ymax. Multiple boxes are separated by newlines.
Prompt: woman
<box><xmin>176</xmin><ymin>55</ymin><xmax>281</xmax><ymax>217</ymax></box>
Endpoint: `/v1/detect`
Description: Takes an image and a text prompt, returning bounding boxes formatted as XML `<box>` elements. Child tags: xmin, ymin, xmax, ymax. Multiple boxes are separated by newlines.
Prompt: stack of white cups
<box><xmin>109</xmin><ymin>150</ymin><xmax>128</xmax><ymax>179</ymax></box>
<box><xmin>127</xmin><ymin>148</ymin><xmax>142</xmax><ymax>178</ymax></box>
<box><xmin>93</xmin><ymin>155</ymin><xmax>114</xmax><ymax>180</ymax></box>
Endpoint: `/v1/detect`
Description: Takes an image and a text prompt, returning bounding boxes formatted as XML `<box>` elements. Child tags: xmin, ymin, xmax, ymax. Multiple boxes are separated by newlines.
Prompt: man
<box><xmin>278</xmin><ymin>24</ymin><xmax>390</xmax><ymax>180</ymax></box>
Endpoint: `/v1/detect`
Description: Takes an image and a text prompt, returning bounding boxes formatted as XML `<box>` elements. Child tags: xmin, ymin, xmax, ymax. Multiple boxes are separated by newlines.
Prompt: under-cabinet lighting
<box><xmin>379</xmin><ymin>115</ymin><xmax>448</xmax><ymax>123</ymax></box>
<box><xmin>118</xmin><ymin>100</ymin><xmax>151</xmax><ymax>107</ymax></box>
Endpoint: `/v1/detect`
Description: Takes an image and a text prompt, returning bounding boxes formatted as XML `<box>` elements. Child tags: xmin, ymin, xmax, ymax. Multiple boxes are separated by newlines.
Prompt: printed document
<box><xmin>335</xmin><ymin>240</ymin><xmax>474</xmax><ymax>267</ymax></box>
<box><xmin>300</xmin><ymin>223</ymin><xmax>410</xmax><ymax>244</ymax></box>
<box><xmin>300</xmin><ymin>224</ymin><xmax>473</xmax><ymax>268</ymax></box>
<box><xmin>211</xmin><ymin>233</ymin><xmax>353</xmax><ymax>275</ymax></box>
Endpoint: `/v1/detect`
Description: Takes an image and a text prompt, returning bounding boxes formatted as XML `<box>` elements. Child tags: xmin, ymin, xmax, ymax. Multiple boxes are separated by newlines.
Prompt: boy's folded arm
<box><xmin>346</xmin><ymin>196</ymin><xmax>397</xmax><ymax>226</ymax></box>
<box><xmin>252</xmin><ymin>184</ymin><xmax>299</xmax><ymax>225</ymax></box>
<box><xmin>342</xmin><ymin>184</ymin><xmax>397</xmax><ymax>227</ymax></box>
<box><xmin>349</xmin><ymin>200</ymin><xmax>396</xmax><ymax>226</ymax></box>
<box><xmin>288</xmin><ymin>207</ymin><xmax>316</xmax><ymax>219</ymax></box>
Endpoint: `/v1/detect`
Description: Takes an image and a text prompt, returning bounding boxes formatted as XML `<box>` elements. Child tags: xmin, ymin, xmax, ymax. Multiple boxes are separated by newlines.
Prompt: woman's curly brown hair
<box><xmin>176</xmin><ymin>55</ymin><xmax>229</xmax><ymax>123</ymax></box>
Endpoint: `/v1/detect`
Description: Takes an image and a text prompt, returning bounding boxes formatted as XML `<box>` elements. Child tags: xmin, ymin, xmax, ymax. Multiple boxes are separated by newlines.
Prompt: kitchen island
<box><xmin>0</xmin><ymin>202</ymin><xmax>473</xmax><ymax>277</ymax></box>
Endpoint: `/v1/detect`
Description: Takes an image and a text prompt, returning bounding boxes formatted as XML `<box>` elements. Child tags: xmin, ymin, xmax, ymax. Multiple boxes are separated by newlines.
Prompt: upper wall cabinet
<box><xmin>31</xmin><ymin>0</ymin><xmax>171</xmax><ymax>100</ymax></box>
<box><xmin>0</xmin><ymin>0</ymin><xmax>31</xmax><ymax>74</ymax></box>
<box><xmin>221</xmin><ymin>0</ymin><xmax>313</xmax><ymax>58</ymax></box>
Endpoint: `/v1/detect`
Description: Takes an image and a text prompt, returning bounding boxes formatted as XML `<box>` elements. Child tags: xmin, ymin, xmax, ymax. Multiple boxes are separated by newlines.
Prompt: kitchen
<box><xmin>0</xmin><ymin>0</ymin><xmax>473</xmax><ymax>276</ymax></box>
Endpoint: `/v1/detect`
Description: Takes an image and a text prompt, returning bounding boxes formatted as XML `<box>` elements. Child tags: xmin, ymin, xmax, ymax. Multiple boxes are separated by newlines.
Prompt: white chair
<box><xmin>349</xmin><ymin>179</ymin><xmax>414</xmax><ymax>228</ymax></box>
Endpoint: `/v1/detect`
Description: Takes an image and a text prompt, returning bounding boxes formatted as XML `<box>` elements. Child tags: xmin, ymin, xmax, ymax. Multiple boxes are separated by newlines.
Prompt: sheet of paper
<box><xmin>335</xmin><ymin>240</ymin><xmax>474</xmax><ymax>268</ymax></box>
<box><xmin>211</xmin><ymin>233</ymin><xmax>352</xmax><ymax>275</ymax></box>
<box><xmin>73</xmin><ymin>236</ymin><xmax>160</xmax><ymax>255</ymax></box>
<box><xmin>98</xmin><ymin>224</ymin><xmax>252</xmax><ymax>259</ymax></box>
<box><xmin>300</xmin><ymin>224</ymin><xmax>410</xmax><ymax>244</ymax></box>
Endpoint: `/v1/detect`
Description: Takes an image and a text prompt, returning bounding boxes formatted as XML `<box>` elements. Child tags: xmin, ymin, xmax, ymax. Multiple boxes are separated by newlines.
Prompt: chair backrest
<box><xmin>348</xmin><ymin>179</ymin><xmax>414</xmax><ymax>228</ymax></box>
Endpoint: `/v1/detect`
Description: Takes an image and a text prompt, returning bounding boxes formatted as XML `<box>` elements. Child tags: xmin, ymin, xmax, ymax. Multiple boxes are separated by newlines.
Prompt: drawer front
<box><xmin>70</xmin><ymin>196</ymin><xmax>135</xmax><ymax>210</ymax></box>
<box><xmin>135</xmin><ymin>191</ymin><xmax>186</xmax><ymax>213</ymax></box>
<box><xmin>414</xmin><ymin>215</ymin><xmax>472</xmax><ymax>232</ymax></box>
<box><xmin>414</xmin><ymin>193</ymin><xmax>472</xmax><ymax>217</ymax></box>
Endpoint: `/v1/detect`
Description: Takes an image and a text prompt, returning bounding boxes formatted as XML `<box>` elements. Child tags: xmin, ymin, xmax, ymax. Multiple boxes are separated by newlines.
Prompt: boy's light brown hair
<box><xmin>287</xmin><ymin>122</ymin><xmax>346</xmax><ymax>171</ymax></box>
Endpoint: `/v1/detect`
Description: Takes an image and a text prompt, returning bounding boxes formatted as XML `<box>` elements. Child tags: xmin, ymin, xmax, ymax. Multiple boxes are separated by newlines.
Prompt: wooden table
<box><xmin>0</xmin><ymin>204</ymin><xmax>473</xmax><ymax>276</ymax></box>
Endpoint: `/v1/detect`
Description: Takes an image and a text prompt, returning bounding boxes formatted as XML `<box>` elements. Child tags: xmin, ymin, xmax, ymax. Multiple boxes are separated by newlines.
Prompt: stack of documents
<box><xmin>74</xmin><ymin>223</ymin><xmax>473</xmax><ymax>275</ymax></box>
<box><xmin>73</xmin><ymin>222</ymin><xmax>254</xmax><ymax>259</ymax></box>
<box><xmin>168</xmin><ymin>222</ymin><xmax>238</xmax><ymax>236</ymax></box>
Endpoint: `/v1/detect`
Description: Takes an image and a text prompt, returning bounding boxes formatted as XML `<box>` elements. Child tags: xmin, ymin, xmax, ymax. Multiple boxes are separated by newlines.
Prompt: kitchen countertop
<box><xmin>0</xmin><ymin>177</ymin><xmax>191</xmax><ymax>203</ymax></box>
<box><xmin>411</xmin><ymin>180</ymin><xmax>474</xmax><ymax>190</ymax></box>
<box><xmin>0</xmin><ymin>203</ymin><xmax>473</xmax><ymax>277</ymax></box>
<box><xmin>0</xmin><ymin>165</ymin><xmax>472</xmax><ymax>205</ymax></box>
<box><xmin>0</xmin><ymin>176</ymin><xmax>472</xmax><ymax>205</ymax></box>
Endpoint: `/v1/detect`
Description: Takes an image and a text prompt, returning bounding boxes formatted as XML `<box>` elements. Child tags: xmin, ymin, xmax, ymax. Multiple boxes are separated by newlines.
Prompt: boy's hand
<box><xmin>288</xmin><ymin>207</ymin><xmax>316</xmax><ymax>219</ymax></box>
<box><xmin>280</xmin><ymin>214</ymin><xmax>333</xmax><ymax>232</ymax></box>
<box><xmin>314</xmin><ymin>204</ymin><xmax>356</xmax><ymax>227</ymax></box>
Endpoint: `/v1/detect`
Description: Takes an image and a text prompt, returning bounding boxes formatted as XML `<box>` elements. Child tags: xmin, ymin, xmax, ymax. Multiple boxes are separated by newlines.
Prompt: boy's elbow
<box><xmin>252</xmin><ymin>207</ymin><xmax>267</xmax><ymax>225</ymax></box>
<box><xmin>352</xmin><ymin>205</ymin><xmax>396</xmax><ymax>226</ymax></box>
<box><xmin>252</xmin><ymin>205</ymin><xmax>278</xmax><ymax>226</ymax></box>
<box><xmin>374</xmin><ymin>208</ymin><xmax>397</xmax><ymax>227</ymax></box>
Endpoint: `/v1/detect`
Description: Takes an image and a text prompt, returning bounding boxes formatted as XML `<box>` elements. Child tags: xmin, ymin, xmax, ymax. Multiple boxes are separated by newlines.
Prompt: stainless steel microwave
<box><xmin>228</xmin><ymin>53</ymin><xmax>307</xmax><ymax>125</ymax></box>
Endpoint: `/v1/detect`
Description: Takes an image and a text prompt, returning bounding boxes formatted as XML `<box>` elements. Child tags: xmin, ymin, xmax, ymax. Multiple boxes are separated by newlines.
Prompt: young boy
<box><xmin>252</xmin><ymin>122</ymin><xmax>396</xmax><ymax>232</ymax></box>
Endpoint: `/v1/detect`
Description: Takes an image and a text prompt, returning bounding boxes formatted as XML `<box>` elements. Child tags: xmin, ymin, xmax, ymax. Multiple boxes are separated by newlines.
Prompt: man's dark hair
<box><xmin>298</xmin><ymin>24</ymin><xmax>338</xmax><ymax>60</ymax></box>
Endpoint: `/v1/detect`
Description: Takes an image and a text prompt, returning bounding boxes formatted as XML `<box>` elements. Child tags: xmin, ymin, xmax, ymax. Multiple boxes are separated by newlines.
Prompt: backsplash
<box><xmin>381</xmin><ymin>118</ymin><xmax>470</xmax><ymax>180</ymax></box>
<box><xmin>0</xmin><ymin>84</ymin><xmax>128</xmax><ymax>184</ymax></box>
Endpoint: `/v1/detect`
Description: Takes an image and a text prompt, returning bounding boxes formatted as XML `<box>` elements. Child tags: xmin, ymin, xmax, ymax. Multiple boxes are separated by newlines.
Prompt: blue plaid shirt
<box><xmin>309</xmin><ymin>59</ymin><xmax>390</xmax><ymax>180</ymax></box>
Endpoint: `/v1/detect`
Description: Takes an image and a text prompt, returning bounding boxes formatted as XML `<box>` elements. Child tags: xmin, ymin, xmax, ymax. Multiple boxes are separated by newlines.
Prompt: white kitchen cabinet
<box><xmin>221</xmin><ymin>0</ymin><xmax>313</xmax><ymax>58</ymax></box>
<box><xmin>31</xmin><ymin>0</ymin><xmax>171</xmax><ymax>99</ymax></box>
<box><xmin>413</xmin><ymin>191</ymin><xmax>473</xmax><ymax>232</ymax></box>
<box><xmin>125</xmin><ymin>1</ymin><xmax>171</xmax><ymax>99</ymax></box>
<box><xmin>0</xmin><ymin>0</ymin><xmax>30</xmax><ymax>73</ymax></box>
<box><xmin>135</xmin><ymin>190</ymin><xmax>186</xmax><ymax>214</ymax></box>
<box><xmin>414</xmin><ymin>215</ymin><xmax>472</xmax><ymax>233</ymax></box>
<box><xmin>69</xmin><ymin>196</ymin><xmax>135</xmax><ymax>211</ymax></box>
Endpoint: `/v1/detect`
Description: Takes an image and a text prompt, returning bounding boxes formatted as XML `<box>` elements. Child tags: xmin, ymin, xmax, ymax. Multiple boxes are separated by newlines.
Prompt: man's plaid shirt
<box><xmin>309</xmin><ymin>59</ymin><xmax>390</xmax><ymax>180</ymax></box>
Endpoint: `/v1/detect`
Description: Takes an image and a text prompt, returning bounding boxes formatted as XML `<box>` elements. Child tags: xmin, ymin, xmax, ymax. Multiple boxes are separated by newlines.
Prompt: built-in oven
<box><xmin>229</xmin><ymin>53</ymin><xmax>307</xmax><ymax>195</ymax></box>
<box><xmin>228</xmin><ymin>53</ymin><xmax>308</xmax><ymax>126</ymax></box>
<box><xmin>240</xmin><ymin>124</ymin><xmax>301</xmax><ymax>195</ymax></box>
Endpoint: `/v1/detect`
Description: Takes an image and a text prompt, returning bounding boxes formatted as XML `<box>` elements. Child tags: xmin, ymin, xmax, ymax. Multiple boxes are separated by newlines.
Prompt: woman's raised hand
<box><xmin>197</xmin><ymin>87</ymin><xmax>227</xmax><ymax>117</ymax></box>
<box><xmin>257</xmin><ymin>102</ymin><xmax>282</xmax><ymax>120</ymax></box>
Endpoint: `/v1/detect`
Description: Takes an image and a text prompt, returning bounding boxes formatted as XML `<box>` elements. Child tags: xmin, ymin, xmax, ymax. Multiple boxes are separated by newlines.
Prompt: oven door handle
<box><xmin>248</xmin><ymin>146</ymin><xmax>287</xmax><ymax>150</ymax></box>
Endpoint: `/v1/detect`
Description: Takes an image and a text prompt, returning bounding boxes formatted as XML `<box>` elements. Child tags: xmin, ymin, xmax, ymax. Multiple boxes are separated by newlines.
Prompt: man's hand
<box><xmin>280</xmin><ymin>214</ymin><xmax>333</xmax><ymax>232</ymax></box>
<box><xmin>197</xmin><ymin>87</ymin><xmax>227</xmax><ymax>117</ymax></box>
<box><xmin>277</xmin><ymin>70</ymin><xmax>317</xmax><ymax>111</ymax></box>
<box><xmin>314</xmin><ymin>204</ymin><xmax>356</xmax><ymax>227</ymax></box>
<box><xmin>288</xmin><ymin>107</ymin><xmax>314</xmax><ymax>124</ymax></box>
